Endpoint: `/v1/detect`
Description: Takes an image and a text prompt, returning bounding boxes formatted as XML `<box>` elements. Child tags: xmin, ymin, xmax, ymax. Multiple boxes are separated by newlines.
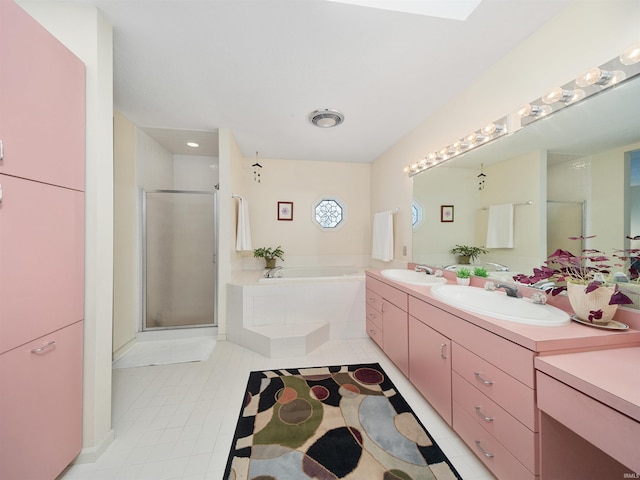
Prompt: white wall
<box><xmin>113</xmin><ymin>111</ymin><xmax>137</xmax><ymax>356</ymax></box>
<box><xmin>17</xmin><ymin>0</ymin><xmax>116</xmax><ymax>461</ymax></box>
<box><xmin>236</xmin><ymin>157</ymin><xmax>372</xmax><ymax>269</ymax></box>
<box><xmin>173</xmin><ymin>154</ymin><xmax>218</xmax><ymax>191</ymax></box>
<box><xmin>372</xmin><ymin>1</ymin><xmax>640</xmax><ymax>268</ymax></box>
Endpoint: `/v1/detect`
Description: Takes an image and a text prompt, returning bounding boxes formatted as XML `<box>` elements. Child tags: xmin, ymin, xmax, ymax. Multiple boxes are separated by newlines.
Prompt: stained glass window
<box><xmin>314</xmin><ymin>199</ymin><xmax>344</xmax><ymax>229</ymax></box>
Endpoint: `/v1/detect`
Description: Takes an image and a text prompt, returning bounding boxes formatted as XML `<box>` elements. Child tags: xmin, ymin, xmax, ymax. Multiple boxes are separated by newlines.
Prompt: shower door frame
<box><xmin>141</xmin><ymin>188</ymin><xmax>218</xmax><ymax>331</ymax></box>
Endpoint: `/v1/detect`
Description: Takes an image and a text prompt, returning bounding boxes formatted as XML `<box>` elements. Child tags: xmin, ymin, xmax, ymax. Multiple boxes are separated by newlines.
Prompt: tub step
<box><xmin>242</xmin><ymin>322</ymin><xmax>330</xmax><ymax>358</ymax></box>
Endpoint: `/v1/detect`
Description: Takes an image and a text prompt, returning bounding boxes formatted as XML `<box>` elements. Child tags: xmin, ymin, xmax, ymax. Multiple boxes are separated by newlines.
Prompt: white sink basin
<box><xmin>380</xmin><ymin>269</ymin><xmax>447</xmax><ymax>286</ymax></box>
<box><xmin>430</xmin><ymin>284</ymin><xmax>570</xmax><ymax>326</ymax></box>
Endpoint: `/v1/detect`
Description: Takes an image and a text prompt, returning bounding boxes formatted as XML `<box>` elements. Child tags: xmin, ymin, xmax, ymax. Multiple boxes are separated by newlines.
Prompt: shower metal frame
<box><xmin>141</xmin><ymin>188</ymin><xmax>218</xmax><ymax>331</ymax></box>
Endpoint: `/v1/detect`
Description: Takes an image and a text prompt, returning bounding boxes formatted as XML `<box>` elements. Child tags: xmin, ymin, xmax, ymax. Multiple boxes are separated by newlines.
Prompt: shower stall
<box><xmin>142</xmin><ymin>189</ymin><xmax>217</xmax><ymax>330</ymax></box>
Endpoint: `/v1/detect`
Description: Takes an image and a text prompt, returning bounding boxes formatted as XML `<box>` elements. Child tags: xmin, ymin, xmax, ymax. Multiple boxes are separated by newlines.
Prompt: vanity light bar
<box><xmin>519</xmin><ymin>42</ymin><xmax>640</xmax><ymax>127</ymax></box>
<box><xmin>405</xmin><ymin>42</ymin><xmax>640</xmax><ymax>176</ymax></box>
<box><xmin>404</xmin><ymin>116</ymin><xmax>509</xmax><ymax>176</ymax></box>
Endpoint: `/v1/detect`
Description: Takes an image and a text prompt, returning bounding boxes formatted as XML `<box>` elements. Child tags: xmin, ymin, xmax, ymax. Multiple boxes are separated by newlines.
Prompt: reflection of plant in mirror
<box><xmin>449</xmin><ymin>245</ymin><xmax>489</xmax><ymax>263</ymax></box>
<box><xmin>473</xmin><ymin>267</ymin><xmax>488</xmax><ymax>277</ymax></box>
<box><xmin>456</xmin><ymin>267</ymin><xmax>471</xmax><ymax>279</ymax></box>
<box><xmin>513</xmin><ymin>235</ymin><xmax>637</xmax><ymax>307</ymax></box>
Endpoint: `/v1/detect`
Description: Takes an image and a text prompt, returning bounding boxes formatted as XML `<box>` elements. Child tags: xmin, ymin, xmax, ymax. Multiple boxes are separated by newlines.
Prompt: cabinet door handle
<box><xmin>474</xmin><ymin>405</ymin><xmax>494</xmax><ymax>422</ymax></box>
<box><xmin>440</xmin><ymin>343</ymin><xmax>448</xmax><ymax>359</ymax></box>
<box><xmin>0</xmin><ymin>139</ymin><xmax>3</xmax><ymax>162</ymax></box>
<box><xmin>0</xmin><ymin>183</ymin><xmax>3</xmax><ymax>204</ymax></box>
<box><xmin>474</xmin><ymin>440</ymin><xmax>495</xmax><ymax>458</ymax></box>
<box><xmin>474</xmin><ymin>371</ymin><xmax>494</xmax><ymax>386</ymax></box>
<box><xmin>30</xmin><ymin>341</ymin><xmax>56</xmax><ymax>354</ymax></box>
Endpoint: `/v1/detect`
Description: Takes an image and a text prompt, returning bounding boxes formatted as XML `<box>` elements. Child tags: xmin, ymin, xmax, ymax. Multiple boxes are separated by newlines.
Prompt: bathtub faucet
<box><xmin>265</xmin><ymin>266</ymin><xmax>283</xmax><ymax>278</ymax></box>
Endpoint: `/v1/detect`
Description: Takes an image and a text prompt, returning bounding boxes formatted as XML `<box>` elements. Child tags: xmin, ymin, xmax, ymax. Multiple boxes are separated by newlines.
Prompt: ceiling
<box><xmin>78</xmin><ymin>0</ymin><xmax>570</xmax><ymax>161</ymax></box>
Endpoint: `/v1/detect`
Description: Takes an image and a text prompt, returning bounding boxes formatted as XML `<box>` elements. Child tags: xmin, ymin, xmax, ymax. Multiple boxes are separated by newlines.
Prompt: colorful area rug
<box><xmin>224</xmin><ymin>363</ymin><xmax>461</xmax><ymax>479</ymax></box>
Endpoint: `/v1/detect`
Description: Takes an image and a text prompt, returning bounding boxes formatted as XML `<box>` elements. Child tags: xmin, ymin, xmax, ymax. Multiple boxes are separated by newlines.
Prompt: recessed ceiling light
<box><xmin>308</xmin><ymin>109</ymin><xmax>345</xmax><ymax>128</ymax></box>
<box><xmin>186</xmin><ymin>141</ymin><xmax>199</xmax><ymax>148</ymax></box>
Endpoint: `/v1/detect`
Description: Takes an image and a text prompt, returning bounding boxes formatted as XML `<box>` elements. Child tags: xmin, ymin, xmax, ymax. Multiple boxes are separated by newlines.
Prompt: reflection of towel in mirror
<box><xmin>372</xmin><ymin>211</ymin><xmax>394</xmax><ymax>261</ymax></box>
<box><xmin>236</xmin><ymin>198</ymin><xmax>253</xmax><ymax>251</ymax></box>
<box><xmin>486</xmin><ymin>203</ymin><xmax>514</xmax><ymax>248</ymax></box>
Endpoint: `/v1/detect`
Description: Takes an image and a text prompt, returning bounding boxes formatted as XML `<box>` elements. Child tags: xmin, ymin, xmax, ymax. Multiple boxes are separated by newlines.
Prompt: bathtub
<box><xmin>258</xmin><ymin>265</ymin><xmax>365</xmax><ymax>283</ymax></box>
<box><xmin>227</xmin><ymin>267</ymin><xmax>367</xmax><ymax>357</ymax></box>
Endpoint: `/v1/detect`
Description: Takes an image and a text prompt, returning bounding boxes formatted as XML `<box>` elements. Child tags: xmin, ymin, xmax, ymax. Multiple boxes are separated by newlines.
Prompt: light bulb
<box><xmin>518</xmin><ymin>103</ymin><xmax>552</xmax><ymax>118</ymax></box>
<box><xmin>482</xmin><ymin>123</ymin><xmax>505</xmax><ymax>136</ymax></box>
<box><xmin>542</xmin><ymin>87</ymin><xmax>574</xmax><ymax>104</ymax></box>
<box><xmin>620</xmin><ymin>43</ymin><xmax>640</xmax><ymax>65</ymax></box>
<box><xmin>576</xmin><ymin>67</ymin><xmax>611</xmax><ymax>87</ymax></box>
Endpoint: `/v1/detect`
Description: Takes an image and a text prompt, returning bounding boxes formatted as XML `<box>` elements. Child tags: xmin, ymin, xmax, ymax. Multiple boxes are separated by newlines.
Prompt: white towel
<box><xmin>372</xmin><ymin>211</ymin><xmax>394</xmax><ymax>261</ymax></box>
<box><xmin>486</xmin><ymin>203</ymin><xmax>514</xmax><ymax>248</ymax></box>
<box><xmin>236</xmin><ymin>198</ymin><xmax>253</xmax><ymax>251</ymax></box>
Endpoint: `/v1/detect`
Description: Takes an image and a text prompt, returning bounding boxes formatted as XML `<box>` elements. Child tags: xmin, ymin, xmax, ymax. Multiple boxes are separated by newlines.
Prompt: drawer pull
<box><xmin>368</xmin><ymin>297</ymin><xmax>376</xmax><ymax>303</ymax></box>
<box><xmin>440</xmin><ymin>343</ymin><xmax>448</xmax><ymax>359</ymax></box>
<box><xmin>368</xmin><ymin>313</ymin><xmax>376</xmax><ymax>319</ymax></box>
<box><xmin>474</xmin><ymin>406</ymin><xmax>494</xmax><ymax>422</ymax></box>
<box><xmin>30</xmin><ymin>341</ymin><xmax>56</xmax><ymax>354</ymax></box>
<box><xmin>474</xmin><ymin>440</ymin><xmax>495</xmax><ymax>458</ymax></box>
<box><xmin>474</xmin><ymin>371</ymin><xmax>494</xmax><ymax>386</ymax></box>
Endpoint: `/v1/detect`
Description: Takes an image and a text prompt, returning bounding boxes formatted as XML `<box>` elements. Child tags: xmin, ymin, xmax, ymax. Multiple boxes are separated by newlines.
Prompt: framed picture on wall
<box><xmin>441</xmin><ymin>205</ymin><xmax>454</xmax><ymax>222</ymax></box>
<box><xmin>278</xmin><ymin>201</ymin><xmax>294</xmax><ymax>221</ymax></box>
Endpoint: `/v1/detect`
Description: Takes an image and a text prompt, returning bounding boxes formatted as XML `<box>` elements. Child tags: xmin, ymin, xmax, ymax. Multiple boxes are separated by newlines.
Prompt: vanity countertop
<box><xmin>535</xmin><ymin>347</ymin><xmax>640</xmax><ymax>422</ymax></box>
<box><xmin>366</xmin><ymin>269</ymin><xmax>640</xmax><ymax>353</ymax></box>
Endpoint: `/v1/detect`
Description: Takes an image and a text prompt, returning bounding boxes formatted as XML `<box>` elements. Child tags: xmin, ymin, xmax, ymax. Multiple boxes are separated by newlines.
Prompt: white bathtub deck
<box><xmin>227</xmin><ymin>270</ymin><xmax>366</xmax><ymax>358</ymax></box>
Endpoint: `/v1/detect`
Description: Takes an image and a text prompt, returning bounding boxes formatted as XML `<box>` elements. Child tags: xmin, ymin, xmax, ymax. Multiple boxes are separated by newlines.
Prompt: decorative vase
<box><xmin>457</xmin><ymin>277</ymin><xmax>470</xmax><ymax>286</ymax></box>
<box><xmin>265</xmin><ymin>259</ymin><xmax>276</xmax><ymax>269</ymax></box>
<box><xmin>566</xmin><ymin>281</ymin><xmax>618</xmax><ymax>325</ymax></box>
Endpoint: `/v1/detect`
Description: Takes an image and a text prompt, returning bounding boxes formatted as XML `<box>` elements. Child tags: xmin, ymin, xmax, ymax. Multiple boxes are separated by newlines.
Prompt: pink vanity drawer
<box><xmin>366</xmin><ymin>289</ymin><xmax>382</xmax><ymax>312</ymax></box>
<box><xmin>537</xmin><ymin>371</ymin><xmax>640</xmax><ymax>472</ymax></box>
<box><xmin>366</xmin><ymin>277</ymin><xmax>408</xmax><ymax>311</ymax></box>
<box><xmin>366</xmin><ymin>297</ymin><xmax>383</xmax><ymax>330</ymax></box>
<box><xmin>453</xmin><ymin>401</ymin><xmax>535</xmax><ymax>480</ymax></box>
<box><xmin>453</xmin><ymin>343</ymin><xmax>536</xmax><ymax>430</ymax></box>
<box><xmin>453</xmin><ymin>372</ymin><xmax>537</xmax><ymax>474</ymax></box>
<box><xmin>366</xmin><ymin>319</ymin><xmax>383</xmax><ymax>349</ymax></box>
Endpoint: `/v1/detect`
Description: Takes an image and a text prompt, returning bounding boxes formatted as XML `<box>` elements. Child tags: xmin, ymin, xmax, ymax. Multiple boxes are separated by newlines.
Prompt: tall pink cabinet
<box><xmin>0</xmin><ymin>1</ymin><xmax>86</xmax><ymax>479</ymax></box>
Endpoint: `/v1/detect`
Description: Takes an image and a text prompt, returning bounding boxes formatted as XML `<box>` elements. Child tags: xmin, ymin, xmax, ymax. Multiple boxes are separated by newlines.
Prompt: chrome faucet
<box><xmin>265</xmin><ymin>266</ymin><xmax>283</xmax><ymax>278</ymax></box>
<box><xmin>495</xmin><ymin>283</ymin><xmax>522</xmax><ymax>298</ymax></box>
<box><xmin>415</xmin><ymin>264</ymin><xmax>434</xmax><ymax>274</ymax></box>
<box><xmin>486</xmin><ymin>262</ymin><xmax>510</xmax><ymax>272</ymax></box>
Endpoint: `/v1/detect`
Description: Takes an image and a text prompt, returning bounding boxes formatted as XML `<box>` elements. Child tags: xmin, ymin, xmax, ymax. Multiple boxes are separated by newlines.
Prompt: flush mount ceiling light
<box><xmin>308</xmin><ymin>109</ymin><xmax>345</xmax><ymax>128</ymax></box>
<box><xmin>186</xmin><ymin>141</ymin><xmax>199</xmax><ymax>148</ymax></box>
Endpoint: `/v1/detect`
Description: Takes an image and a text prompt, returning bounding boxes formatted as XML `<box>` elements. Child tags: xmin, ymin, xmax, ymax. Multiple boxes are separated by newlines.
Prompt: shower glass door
<box><xmin>143</xmin><ymin>190</ymin><xmax>217</xmax><ymax>330</ymax></box>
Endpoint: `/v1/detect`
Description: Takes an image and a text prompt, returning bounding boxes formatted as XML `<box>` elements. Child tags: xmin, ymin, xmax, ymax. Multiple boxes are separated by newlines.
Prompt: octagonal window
<box><xmin>314</xmin><ymin>198</ymin><xmax>344</xmax><ymax>229</ymax></box>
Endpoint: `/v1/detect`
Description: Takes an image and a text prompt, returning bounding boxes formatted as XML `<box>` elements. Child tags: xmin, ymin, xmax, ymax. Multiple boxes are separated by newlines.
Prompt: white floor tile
<box><xmin>59</xmin><ymin>338</ymin><xmax>497</xmax><ymax>480</ymax></box>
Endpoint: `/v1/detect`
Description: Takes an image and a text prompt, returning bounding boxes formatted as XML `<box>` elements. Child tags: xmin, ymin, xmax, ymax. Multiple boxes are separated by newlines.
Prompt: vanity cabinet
<box><xmin>408</xmin><ymin>315</ymin><xmax>452</xmax><ymax>425</ymax></box>
<box><xmin>0</xmin><ymin>2</ymin><xmax>85</xmax><ymax>478</ymax></box>
<box><xmin>366</xmin><ymin>277</ymin><xmax>409</xmax><ymax>376</ymax></box>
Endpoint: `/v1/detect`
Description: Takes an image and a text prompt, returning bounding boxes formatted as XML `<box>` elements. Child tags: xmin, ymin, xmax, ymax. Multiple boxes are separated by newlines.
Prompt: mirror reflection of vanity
<box><xmin>412</xmin><ymin>75</ymin><xmax>640</xmax><ymax>306</ymax></box>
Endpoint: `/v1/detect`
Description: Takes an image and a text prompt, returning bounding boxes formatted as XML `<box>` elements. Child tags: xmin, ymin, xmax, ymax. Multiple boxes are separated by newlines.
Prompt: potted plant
<box><xmin>456</xmin><ymin>267</ymin><xmax>471</xmax><ymax>285</ymax></box>
<box><xmin>450</xmin><ymin>245</ymin><xmax>489</xmax><ymax>264</ymax></box>
<box><xmin>253</xmin><ymin>246</ymin><xmax>284</xmax><ymax>269</ymax></box>
<box><xmin>513</xmin><ymin>235</ymin><xmax>637</xmax><ymax>324</ymax></box>
<box><xmin>473</xmin><ymin>266</ymin><xmax>488</xmax><ymax>278</ymax></box>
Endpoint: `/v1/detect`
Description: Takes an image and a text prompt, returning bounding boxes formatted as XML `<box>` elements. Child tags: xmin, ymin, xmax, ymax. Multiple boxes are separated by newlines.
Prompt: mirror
<box><xmin>412</xmin><ymin>76</ymin><xmax>640</xmax><ymax>299</ymax></box>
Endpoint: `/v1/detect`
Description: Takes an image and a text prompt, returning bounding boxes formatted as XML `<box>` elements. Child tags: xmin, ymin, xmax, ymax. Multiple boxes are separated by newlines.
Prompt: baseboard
<box><xmin>112</xmin><ymin>337</ymin><xmax>136</xmax><ymax>362</ymax></box>
<box><xmin>73</xmin><ymin>428</ymin><xmax>115</xmax><ymax>464</ymax></box>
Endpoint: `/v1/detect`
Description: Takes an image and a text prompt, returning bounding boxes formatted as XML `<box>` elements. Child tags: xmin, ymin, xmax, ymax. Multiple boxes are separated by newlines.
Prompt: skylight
<box><xmin>322</xmin><ymin>0</ymin><xmax>482</xmax><ymax>20</ymax></box>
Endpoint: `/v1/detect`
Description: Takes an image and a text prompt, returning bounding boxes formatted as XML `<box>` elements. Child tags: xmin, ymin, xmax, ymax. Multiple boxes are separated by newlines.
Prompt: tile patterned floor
<box><xmin>59</xmin><ymin>338</ymin><xmax>496</xmax><ymax>480</ymax></box>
